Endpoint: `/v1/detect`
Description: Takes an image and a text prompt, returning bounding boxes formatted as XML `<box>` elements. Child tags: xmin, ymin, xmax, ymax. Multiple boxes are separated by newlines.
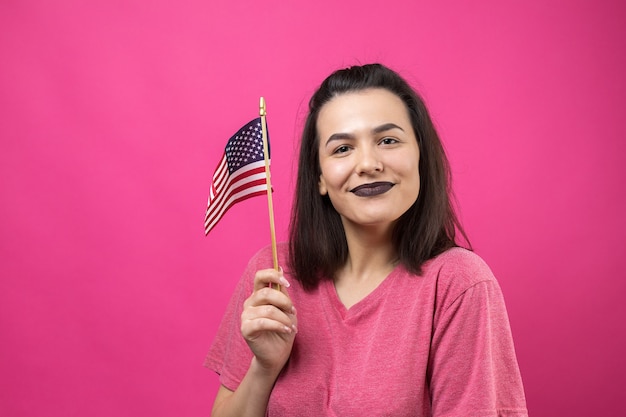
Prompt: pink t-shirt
<box><xmin>206</xmin><ymin>244</ymin><xmax>528</xmax><ymax>416</ymax></box>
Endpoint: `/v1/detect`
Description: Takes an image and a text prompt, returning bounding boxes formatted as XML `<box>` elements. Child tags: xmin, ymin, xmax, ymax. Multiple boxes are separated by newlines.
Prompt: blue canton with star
<box><xmin>224</xmin><ymin>117</ymin><xmax>270</xmax><ymax>174</ymax></box>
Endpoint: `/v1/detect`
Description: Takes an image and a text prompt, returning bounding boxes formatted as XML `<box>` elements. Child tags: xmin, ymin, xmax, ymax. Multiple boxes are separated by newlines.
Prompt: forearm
<box><xmin>211</xmin><ymin>358</ymin><xmax>282</xmax><ymax>417</ymax></box>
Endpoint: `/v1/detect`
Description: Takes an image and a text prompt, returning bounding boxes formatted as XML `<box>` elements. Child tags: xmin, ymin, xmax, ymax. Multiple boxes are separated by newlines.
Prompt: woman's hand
<box><xmin>241</xmin><ymin>268</ymin><xmax>298</xmax><ymax>376</ymax></box>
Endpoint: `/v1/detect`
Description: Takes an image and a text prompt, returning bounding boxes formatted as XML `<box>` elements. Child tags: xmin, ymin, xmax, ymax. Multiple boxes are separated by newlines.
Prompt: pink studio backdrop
<box><xmin>1</xmin><ymin>1</ymin><xmax>624</xmax><ymax>416</ymax></box>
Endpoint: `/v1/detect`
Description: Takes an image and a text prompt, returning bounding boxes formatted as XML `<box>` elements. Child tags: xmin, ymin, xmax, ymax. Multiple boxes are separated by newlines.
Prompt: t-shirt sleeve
<box><xmin>204</xmin><ymin>249</ymin><xmax>270</xmax><ymax>391</ymax></box>
<box><xmin>428</xmin><ymin>254</ymin><xmax>528</xmax><ymax>417</ymax></box>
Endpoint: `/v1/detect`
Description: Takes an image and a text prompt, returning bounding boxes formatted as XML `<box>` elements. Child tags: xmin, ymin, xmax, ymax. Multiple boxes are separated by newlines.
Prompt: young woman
<box><xmin>206</xmin><ymin>63</ymin><xmax>528</xmax><ymax>416</ymax></box>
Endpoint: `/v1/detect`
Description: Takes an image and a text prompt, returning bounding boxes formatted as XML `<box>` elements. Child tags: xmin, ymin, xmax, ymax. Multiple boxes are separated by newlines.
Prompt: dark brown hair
<box><xmin>288</xmin><ymin>63</ymin><xmax>469</xmax><ymax>290</ymax></box>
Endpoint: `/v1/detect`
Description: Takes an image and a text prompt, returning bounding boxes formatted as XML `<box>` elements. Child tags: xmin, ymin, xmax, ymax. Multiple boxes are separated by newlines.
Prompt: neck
<box><xmin>333</xmin><ymin>223</ymin><xmax>398</xmax><ymax>309</ymax></box>
<box><xmin>341</xmin><ymin>223</ymin><xmax>398</xmax><ymax>281</ymax></box>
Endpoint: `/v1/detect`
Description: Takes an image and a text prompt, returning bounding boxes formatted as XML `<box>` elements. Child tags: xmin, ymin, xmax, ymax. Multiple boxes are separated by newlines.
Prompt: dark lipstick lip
<box><xmin>350</xmin><ymin>181</ymin><xmax>394</xmax><ymax>196</ymax></box>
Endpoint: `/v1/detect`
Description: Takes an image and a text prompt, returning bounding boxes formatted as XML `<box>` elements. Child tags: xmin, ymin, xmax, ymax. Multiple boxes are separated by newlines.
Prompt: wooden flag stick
<box><xmin>260</xmin><ymin>97</ymin><xmax>280</xmax><ymax>288</ymax></box>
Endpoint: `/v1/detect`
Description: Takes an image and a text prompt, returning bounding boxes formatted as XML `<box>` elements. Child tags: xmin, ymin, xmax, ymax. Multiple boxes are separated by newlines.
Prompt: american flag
<box><xmin>204</xmin><ymin>117</ymin><xmax>270</xmax><ymax>234</ymax></box>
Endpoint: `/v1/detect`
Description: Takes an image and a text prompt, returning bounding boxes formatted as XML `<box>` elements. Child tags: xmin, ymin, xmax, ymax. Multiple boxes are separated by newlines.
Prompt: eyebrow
<box><xmin>325</xmin><ymin>123</ymin><xmax>405</xmax><ymax>146</ymax></box>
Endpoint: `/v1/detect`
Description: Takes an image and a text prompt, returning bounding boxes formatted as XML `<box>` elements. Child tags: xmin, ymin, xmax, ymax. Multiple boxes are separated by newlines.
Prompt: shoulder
<box><xmin>426</xmin><ymin>247</ymin><xmax>495</xmax><ymax>285</ymax></box>
<box><xmin>246</xmin><ymin>242</ymin><xmax>290</xmax><ymax>269</ymax></box>
<box><xmin>230</xmin><ymin>243</ymin><xmax>291</xmax><ymax>295</ymax></box>
<box><xmin>246</xmin><ymin>242</ymin><xmax>309</xmax><ymax>297</ymax></box>
<box><xmin>422</xmin><ymin>247</ymin><xmax>500</xmax><ymax>310</ymax></box>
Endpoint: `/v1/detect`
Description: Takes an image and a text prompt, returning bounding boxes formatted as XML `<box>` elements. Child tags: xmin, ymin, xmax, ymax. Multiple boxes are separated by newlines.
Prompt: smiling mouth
<box><xmin>350</xmin><ymin>182</ymin><xmax>394</xmax><ymax>197</ymax></box>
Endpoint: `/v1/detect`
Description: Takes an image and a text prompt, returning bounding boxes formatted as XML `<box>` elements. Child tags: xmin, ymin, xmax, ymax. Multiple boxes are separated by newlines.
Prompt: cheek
<box><xmin>398</xmin><ymin>158</ymin><xmax>420</xmax><ymax>180</ymax></box>
<box><xmin>319</xmin><ymin>162</ymin><xmax>350</xmax><ymax>190</ymax></box>
<box><xmin>401</xmin><ymin>161</ymin><xmax>421</xmax><ymax>199</ymax></box>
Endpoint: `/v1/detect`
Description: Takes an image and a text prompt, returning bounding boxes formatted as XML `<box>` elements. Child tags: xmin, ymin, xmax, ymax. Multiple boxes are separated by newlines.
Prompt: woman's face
<box><xmin>317</xmin><ymin>88</ymin><xmax>420</xmax><ymax>231</ymax></box>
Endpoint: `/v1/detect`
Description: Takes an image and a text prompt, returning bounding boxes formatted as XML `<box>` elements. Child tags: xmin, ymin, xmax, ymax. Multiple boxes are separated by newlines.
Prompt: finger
<box><xmin>242</xmin><ymin>304</ymin><xmax>293</xmax><ymax>326</ymax></box>
<box><xmin>242</xmin><ymin>306</ymin><xmax>295</xmax><ymax>335</ymax></box>
<box><xmin>242</xmin><ymin>317</ymin><xmax>294</xmax><ymax>337</ymax></box>
<box><xmin>253</xmin><ymin>268</ymin><xmax>291</xmax><ymax>292</ymax></box>
<box><xmin>287</xmin><ymin>310</ymin><xmax>298</xmax><ymax>334</ymax></box>
<box><xmin>244</xmin><ymin>286</ymin><xmax>296</xmax><ymax>316</ymax></box>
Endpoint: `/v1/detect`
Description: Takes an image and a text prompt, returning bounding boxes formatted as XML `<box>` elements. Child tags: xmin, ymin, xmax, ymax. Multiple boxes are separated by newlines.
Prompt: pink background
<box><xmin>1</xmin><ymin>1</ymin><xmax>624</xmax><ymax>416</ymax></box>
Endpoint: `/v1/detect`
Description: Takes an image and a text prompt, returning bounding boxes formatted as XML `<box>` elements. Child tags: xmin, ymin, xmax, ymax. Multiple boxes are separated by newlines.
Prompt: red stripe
<box><xmin>205</xmin><ymin>181</ymin><xmax>267</xmax><ymax>225</ymax></box>
<box><xmin>204</xmin><ymin>187</ymin><xmax>267</xmax><ymax>234</ymax></box>
<box><xmin>207</xmin><ymin>165</ymin><xmax>267</xmax><ymax>206</ymax></box>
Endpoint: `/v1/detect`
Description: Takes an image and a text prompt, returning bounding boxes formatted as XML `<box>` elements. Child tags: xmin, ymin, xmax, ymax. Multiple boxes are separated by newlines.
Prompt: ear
<box><xmin>318</xmin><ymin>175</ymin><xmax>328</xmax><ymax>195</ymax></box>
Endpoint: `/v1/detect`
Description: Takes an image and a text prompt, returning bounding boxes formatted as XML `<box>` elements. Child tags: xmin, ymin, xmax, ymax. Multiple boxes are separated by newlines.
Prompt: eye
<box><xmin>333</xmin><ymin>145</ymin><xmax>351</xmax><ymax>154</ymax></box>
<box><xmin>379</xmin><ymin>137</ymin><xmax>399</xmax><ymax>145</ymax></box>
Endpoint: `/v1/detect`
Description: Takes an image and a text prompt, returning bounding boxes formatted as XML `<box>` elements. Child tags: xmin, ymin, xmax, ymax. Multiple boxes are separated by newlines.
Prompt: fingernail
<box><xmin>279</xmin><ymin>276</ymin><xmax>290</xmax><ymax>288</ymax></box>
<box><xmin>291</xmin><ymin>305</ymin><xmax>297</xmax><ymax>315</ymax></box>
<box><xmin>291</xmin><ymin>324</ymin><xmax>298</xmax><ymax>334</ymax></box>
<box><xmin>283</xmin><ymin>325</ymin><xmax>292</xmax><ymax>334</ymax></box>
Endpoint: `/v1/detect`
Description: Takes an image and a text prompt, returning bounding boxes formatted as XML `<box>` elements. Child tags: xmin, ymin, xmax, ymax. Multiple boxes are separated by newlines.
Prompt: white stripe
<box><xmin>209</xmin><ymin>157</ymin><xmax>227</xmax><ymax>202</ymax></box>
<box><xmin>205</xmin><ymin>170</ymin><xmax>267</xmax><ymax>224</ymax></box>
<box><xmin>212</xmin><ymin>159</ymin><xmax>228</xmax><ymax>195</ymax></box>
<box><xmin>208</xmin><ymin>160</ymin><xmax>268</xmax><ymax>205</ymax></box>
<box><xmin>204</xmin><ymin>184</ymin><xmax>269</xmax><ymax>233</ymax></box>
<box><xmin>207</xmin><ymin>169</ymin><xmax>267</xmax><ymax>210</ymax></box>
<box><xmin>213</xmin><ymin>157</ymin><xmax>227</xmax><ymax>181</ymax></box>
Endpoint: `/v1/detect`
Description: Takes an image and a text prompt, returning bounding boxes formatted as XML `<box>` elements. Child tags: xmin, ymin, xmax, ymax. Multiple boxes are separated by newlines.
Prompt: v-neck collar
<box><xmin>322</xmin><ymin>265</ymin><xmax>401</xmax><ymax>321</ymax></box>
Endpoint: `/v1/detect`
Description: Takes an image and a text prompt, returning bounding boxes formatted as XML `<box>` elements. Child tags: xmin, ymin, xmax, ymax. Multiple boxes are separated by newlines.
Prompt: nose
<box><xmin>355</xmin><ymin>146</ymin><xmax>383</xmax><ymax>175</ymax></box>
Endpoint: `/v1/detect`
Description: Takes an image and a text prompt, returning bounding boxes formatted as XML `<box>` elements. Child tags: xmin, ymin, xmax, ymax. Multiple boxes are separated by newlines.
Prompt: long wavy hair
<box><xmin>288</xmin><ymin>63</ymin><xmax>470</xmax><ymax>290</ymax></box>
